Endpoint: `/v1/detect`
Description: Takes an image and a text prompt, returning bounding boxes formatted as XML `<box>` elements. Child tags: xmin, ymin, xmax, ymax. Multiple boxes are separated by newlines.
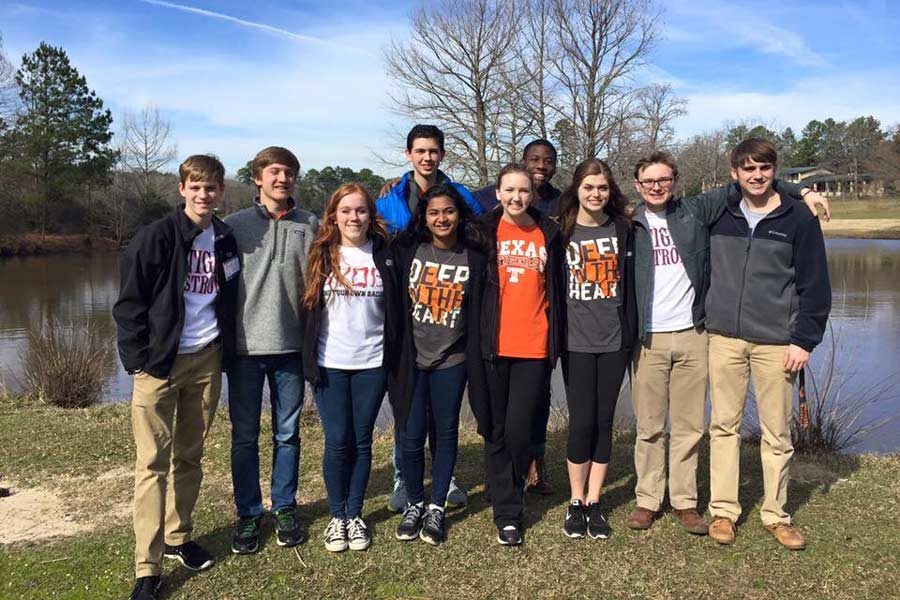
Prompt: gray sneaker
<box><xmin>388</xmin><ymin>479</ymin><xmax>408</xmax><ymax>513</ymax></box>
<box><xmin>446</xmin><ymin>477</ymin><xmax>468</xmax><ymax>509</ymax></box>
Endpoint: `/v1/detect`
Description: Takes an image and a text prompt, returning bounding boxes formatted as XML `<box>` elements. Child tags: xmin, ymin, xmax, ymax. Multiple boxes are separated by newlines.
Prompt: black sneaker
<box><xmin>419</xmin><ymin>506</ymin><xmax>445</xmax><ymax>545</ymax></box>
<box><xmin>496</xmin><ymin>525</ymin><xmax>523</xmax><ymax>546</ymax></box>
<box><xmin>128</xmin><ymin>576</ymin><xmax>160</xmax><ymax>600</ymax></box>
<box><xmin>231</xmin><ymin>515</ymin><xmax>261</xmax><ymax>554</ymax></box>
<box><xmin>587</xmin><ymin>502</ymin><xmax>612</xmax><ymax>540</ymax></box>
<box><xmin>273</xmin><ymin>507</ymin><xmax>304</xmax><ymax>547</ymax></box>
<box><xmin>163</xmin><ymin>541</ymin><xmax>215</xmax><ymax>571</ymax></box>
<box><xmin>347</xmin><ymin>516</ymin><xmax>371</xmax><ymax>551</ymax></box>
<box><xmin>324</xmin><ymin>517</ymin><xmax>348</xmax><ymax>552</ymax></box>
<box><xmin>563</xmin><ymin>500</ymin><xmax>587</xmax><ymax>538</ymax></box>
<box><xmin>395</xmin><ymin>503</ymin><xmax>424</xmax><ymax>541</ymax></box>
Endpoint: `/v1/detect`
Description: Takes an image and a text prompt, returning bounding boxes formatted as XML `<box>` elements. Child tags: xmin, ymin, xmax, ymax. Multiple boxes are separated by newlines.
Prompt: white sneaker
<box><xmin>347</xmin><ymin>516</ymin><xmax>371</xmax><ymax>551</ymax></box>
<box><xmin>323</xmin><ymin>517</ymin><xmax>348</xmax><ymax>552</ymax></box>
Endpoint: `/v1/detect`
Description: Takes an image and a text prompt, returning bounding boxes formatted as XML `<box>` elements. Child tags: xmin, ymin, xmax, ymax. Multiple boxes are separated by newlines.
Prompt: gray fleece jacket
<box><xmin>224</xmin><ymin>199</ymin><xmax>319</xmax><ymax>355</ymax></box>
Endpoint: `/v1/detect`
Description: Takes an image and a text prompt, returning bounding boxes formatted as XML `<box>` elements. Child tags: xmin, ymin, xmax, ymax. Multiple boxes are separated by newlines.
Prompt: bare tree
<box><xmin>634</xmin><ymin>82</ymin><xmax>687</xmax><ymax>150</ymax></box>
<box><xmin>384</xmin><ymin>0</ymin><xmax>518</xmax><ymax>186</ymax></box>
<box><xmin>119</xmin><ymin>105</ymin><xmax>177</xmax><ymax>201</ymax></box>
<box><xmin>548</xmin><ymin>0</ymin><xmax>658</xmax><ymax>162</ymax></box>
<box><xmin>0</xmin><ymin>33</ymin><xmax>16</xmax><ymax>120</ymax></box>
<box><xmin>674</xmin><ymin>129</ymin><xmax>730</xmax><ymax>196</ymax></box>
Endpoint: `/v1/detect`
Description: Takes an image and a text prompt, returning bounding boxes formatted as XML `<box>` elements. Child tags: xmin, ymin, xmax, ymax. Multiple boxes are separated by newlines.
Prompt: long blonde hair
<box><xmin>303</xmin><ymin>183</ymin><xmax>389</xmax><ymax>310</ymax></box>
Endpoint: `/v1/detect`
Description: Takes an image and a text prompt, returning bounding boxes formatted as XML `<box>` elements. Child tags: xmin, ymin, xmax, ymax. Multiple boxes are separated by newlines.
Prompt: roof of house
<box><xmin>780</xmin><ymin>166</ymin><xmax>819</xmax><ymax>175</ymax></box>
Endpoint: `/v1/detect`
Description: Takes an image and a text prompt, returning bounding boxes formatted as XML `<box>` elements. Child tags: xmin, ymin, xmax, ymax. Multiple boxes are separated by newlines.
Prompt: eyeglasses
<box><xmin>637</xmin><ymin>177</ymin><xmax>675</xmax><ymax>190</ymax></box>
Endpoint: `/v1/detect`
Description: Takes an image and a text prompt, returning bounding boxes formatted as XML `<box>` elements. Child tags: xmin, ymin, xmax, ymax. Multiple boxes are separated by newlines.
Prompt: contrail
<box><xmin>139</xmin><ymin>0</ymin><xmax>335</xmax><ymax>47</ymax></box>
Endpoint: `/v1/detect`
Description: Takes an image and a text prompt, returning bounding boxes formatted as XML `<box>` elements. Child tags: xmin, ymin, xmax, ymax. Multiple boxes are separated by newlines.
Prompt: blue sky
<box><xmin>2</xmin><ymin>0</ymin><xmax>898</xmax><ymax>177</ymax></box>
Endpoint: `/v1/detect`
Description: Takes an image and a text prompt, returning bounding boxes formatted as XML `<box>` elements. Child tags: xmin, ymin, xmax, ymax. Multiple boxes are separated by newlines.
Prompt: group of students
<box><xmin>114</xmin><ymin>124</ymin><xmax>831</xmax><ymax>600</ymax></box>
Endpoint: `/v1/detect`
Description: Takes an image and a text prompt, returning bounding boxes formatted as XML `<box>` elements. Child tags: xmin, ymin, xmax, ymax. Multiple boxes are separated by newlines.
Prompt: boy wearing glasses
<box><xmin>626</xmin><ymin>151</ymin><xmax>827</xmax><ymax>536</ymax></box>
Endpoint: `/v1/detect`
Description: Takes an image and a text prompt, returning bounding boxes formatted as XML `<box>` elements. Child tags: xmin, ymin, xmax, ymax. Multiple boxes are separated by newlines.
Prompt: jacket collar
<box><xmin>724</xmin><ymin>185</ymin><xmax>795</xmax><ymax>220</ymax></box>
<box><xmin>253</xmin><ymin>196</ymin><xmax>297</xmax><ymax>220</ymax></box>
<box><xmin>173</xmin><ymin>205</ymin><xmax>231</xmax><ymax>244</ymax></box>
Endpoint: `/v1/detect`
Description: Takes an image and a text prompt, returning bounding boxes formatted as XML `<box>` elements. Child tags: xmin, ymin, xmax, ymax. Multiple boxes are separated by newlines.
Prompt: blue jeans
<box><xmin>400</xmin><ymin>363</ymin><xmax>467</xmax><ymax>506</ymax></box>
<box><xmin>313</xmin><ymin>367</ymin><xmax>386</xmax><ymax>519</ymax></box>
<box><xmin>228</xmin><ymin>353</ymin><xmax>304</xmax><ymax>518</ymax></box>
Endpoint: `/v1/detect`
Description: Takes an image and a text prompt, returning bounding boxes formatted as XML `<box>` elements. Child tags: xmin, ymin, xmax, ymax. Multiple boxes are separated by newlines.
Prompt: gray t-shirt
<box><xmin>740</xmin><ymin>199</ymin><xmax>769</xmax><ymax>233</ymax></box>
<box><xmin>565</xmin><ymin>222</ymin><xmax>622</xmax><ymax>353</ymax></box>
<box><xmin>408</xmin><ymin>243</ymin><xmax>470</xmax><ymax>369</ymax></box>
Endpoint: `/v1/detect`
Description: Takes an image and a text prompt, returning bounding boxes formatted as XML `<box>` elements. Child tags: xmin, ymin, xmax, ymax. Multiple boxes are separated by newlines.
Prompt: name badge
<box><xmin>224</xmin><ymin>257</ymin><xmax>240</xmax><ymax>281</ymax></box>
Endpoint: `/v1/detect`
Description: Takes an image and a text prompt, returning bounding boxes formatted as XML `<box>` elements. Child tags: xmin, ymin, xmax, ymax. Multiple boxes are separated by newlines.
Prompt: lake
<box><xmin>1</xmin><ymin>238</ymin><xmax>898</xmax><ymax>453</ymax></box>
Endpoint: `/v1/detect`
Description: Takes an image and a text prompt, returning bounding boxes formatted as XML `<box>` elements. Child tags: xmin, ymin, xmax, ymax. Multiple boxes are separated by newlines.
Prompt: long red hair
<box><xmin>303</xmin><ymin>183</ymin><xmax>389</xmax><ymax>310</ymax></box>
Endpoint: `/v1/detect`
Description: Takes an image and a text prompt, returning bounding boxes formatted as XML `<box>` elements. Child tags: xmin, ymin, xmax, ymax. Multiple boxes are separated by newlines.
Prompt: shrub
<box><xmin>21</xmin><ymin>320</ymin><xmax>112</xmax><ymax>408</ymax></box>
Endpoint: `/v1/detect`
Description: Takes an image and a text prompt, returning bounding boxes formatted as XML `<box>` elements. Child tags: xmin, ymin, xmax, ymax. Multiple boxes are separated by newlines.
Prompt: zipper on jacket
<box><xmin>734</xmin><ymin>205</ymin><xmax>786</xmax><ymax>338</ymax></box>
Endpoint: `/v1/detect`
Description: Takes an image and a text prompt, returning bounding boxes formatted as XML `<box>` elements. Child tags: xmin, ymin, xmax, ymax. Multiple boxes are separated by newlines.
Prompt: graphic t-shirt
<box><xmin>317</xmin><ymin>240</ymin><xmax>385</xmax><ymax>369</ymax></box>
<box><xmin>408</xmin><ymin>244</ymin><xmax>470</xmax><ymax>370</ymax></box>
<box><xmin>496</xmin><ymin>218</ymin><xmax>548</xmax><ymax>359</ymax></box>
<box><xmin>565</xmin><ymin>221</ymin><xmax>621</xmax><ymax>353</ymax></box>
<box><xmin>179</xmin><ymin>225</ymin><xmax>220</xmax><ymax>353</ymax></box>
<box><xmin>645</xmin><ymin>209</ymin><xmax>695</xmax><ymax>332</ymax></box>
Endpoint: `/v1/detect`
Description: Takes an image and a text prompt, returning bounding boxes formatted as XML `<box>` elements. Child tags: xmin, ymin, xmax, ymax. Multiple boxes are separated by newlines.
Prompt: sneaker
<box><xmin>563</xmin><ymin>500</ymin><xmax>587</xmax><ymax>538</ymax></box>
<box><xmin>586</xmin><ymin>502</ymin><xmax>612</xmax><ymax>540</ymax></box>
<box><xmin>419</xmin><ymin>506</ymin><xmax>445</xmax><ymax>546</ymax></box>
<box><xmin>347</xmin><ymin>516</ymin><xmax>371</xmax><ymax>551</ymax></box>
<box><xmin>323</xmin><ymin>517</ymin><xmax>348</xmax><ymax>552</ymax></box>
<box><xmin>128</xmin><ymin>576</ymin><xmax>160</xmax><ymax>600</ymax></box>
<box><xmin>496</xmin><ymin>525</ymin><xmax>523</xmax><ymax>546</ymax></box>
<box><xmin>273</xmin><ymin>507</ymin><xmax>304</xmax><ymax>547</ymax></box>
<box><xmin>395</xmin><ymin>503</ymin><xmax>424</xmax><ymax>541</ymax></box>
<box><xmin>446</xmin><ymin>477</ymin><xmax>468</xmax><ymax>509</ymax></box>
<box><xmin>231</xmin><ymin>515</ymin><xmax>261</xmax><ymax>554</ymax></box>
<box><xmin>387</xmin><ymin>479</ymin><xmax>408</xmax><ymax>513</ymax></box>
<box><xmin>163</xmin><ymin>541</ymin><xmax>215</xmax><ymax>571</ymax></box>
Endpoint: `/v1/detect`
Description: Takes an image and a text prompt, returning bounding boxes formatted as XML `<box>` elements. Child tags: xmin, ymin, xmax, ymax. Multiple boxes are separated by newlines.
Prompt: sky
<box><xmin>1</xmin><ymin>0</ymin><xmax>899</xmax><ymax>177</ymax></box>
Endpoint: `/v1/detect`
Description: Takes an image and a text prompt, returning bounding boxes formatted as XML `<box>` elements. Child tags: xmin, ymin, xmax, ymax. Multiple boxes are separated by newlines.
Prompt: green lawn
<box><xmin>827</xmin><ymin>196</ymin><xmax>900</xmax><ymax>220</ymax></box>
<box><xmin>1</xmin><ymin>394</ymin><xmax>898</xmax><ymax>600</ymax></box>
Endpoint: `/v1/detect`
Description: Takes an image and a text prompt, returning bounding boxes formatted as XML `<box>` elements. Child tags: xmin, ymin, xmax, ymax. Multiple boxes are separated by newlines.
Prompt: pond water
<box><xmin>1</xmin><ymin>238</ymin><xmax>898</xmax><ymax>453</ymax></box>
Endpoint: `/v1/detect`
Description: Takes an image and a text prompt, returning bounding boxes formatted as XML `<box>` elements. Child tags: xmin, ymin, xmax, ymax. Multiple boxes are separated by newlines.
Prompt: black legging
<box><xmin>565</xmin><ymin>350</ymin><xmax>629</xmax><ymax>464</ymax></box>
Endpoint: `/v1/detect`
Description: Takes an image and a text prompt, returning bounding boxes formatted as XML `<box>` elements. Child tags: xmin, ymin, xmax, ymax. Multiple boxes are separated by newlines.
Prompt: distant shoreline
<box><xmin>0</xmin><ymin>234</ymin><xmax>120</xmax><ymax>258</ymax></box>
<box><xmin>821</xmin><ymin>219</ymin><xmax>900</xmax><ymax>240</ymax></box>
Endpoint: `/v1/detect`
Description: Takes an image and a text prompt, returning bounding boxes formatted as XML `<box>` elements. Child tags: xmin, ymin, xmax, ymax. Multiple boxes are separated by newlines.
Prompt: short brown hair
<box><xmin>179</xmin><ymin>154</ymin><xmax>225</xmax><ymax>186</ymax></box>
<box><xmin>251</xmin><ymin>146</ymin><xmax>300</xmax><ymax>181</ymax></box>
<box><xmin>730</xmin><ymin>138</ymin><xmax>778</xmax><ymax>169</ymax></box>
<box><xmin>634</xmin><ymin>151</ymin><xmax>678</xmax><ymax>180</ymax></box>
<box><xmin>495</xmin><ymin>163</ymin><xmax>532</xmax><ymax>189</ymax></box>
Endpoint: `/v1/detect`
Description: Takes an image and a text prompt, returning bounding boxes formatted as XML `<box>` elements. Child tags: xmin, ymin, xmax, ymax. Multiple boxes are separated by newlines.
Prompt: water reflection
<box><xmin>0</xmin><ymin>238</ymin><xmax>898</xmax><ymax>453</ymax></box>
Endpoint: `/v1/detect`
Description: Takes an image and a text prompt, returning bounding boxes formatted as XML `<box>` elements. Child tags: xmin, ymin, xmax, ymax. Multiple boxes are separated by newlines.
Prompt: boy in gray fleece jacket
<box><xmin>224</xmin><ymin>147</ymin><xmax>319</xmax><ymax>554</ymax></box>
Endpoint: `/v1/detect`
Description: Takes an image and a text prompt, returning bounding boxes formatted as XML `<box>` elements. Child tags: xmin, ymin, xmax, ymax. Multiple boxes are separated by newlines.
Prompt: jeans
<box><xmin>228</xmin><ymin>353</ymin><xmax>304</xmax><ymax>518</ymax></box>
<box><xmin>400</xmin><ymin>363</ymin><xmax>467</xmax><ymax>507</ymax></box>
<box><xmin>313</xmin><ymin>366</ymin><xmax>386</xmax><ymax>519</ymax></box>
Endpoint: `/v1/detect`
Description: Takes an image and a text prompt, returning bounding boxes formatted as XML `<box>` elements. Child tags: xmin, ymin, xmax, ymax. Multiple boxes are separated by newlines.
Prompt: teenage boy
<box><xmin>626</xmin><ymin>151</ymin><xmax>828</xmax><ymax>535</ymax></box>
<box><xmin>705</xmin><ymin>138</ymin><xmax>830</xmax><ymax>549</ymax></box>
<box><xmin>473</xmin><ymin>138</ymin><xmax>561</xmax><ymax>495</ymax></box>
<box><xmin>377</xmin><ymin>124</ymin><xmax>483</xmax><ymax>512</ymax></box>
<box><xmin>224</xmin><ymin>146</ymin><xmax>319</xmax><ymax>554</ymax></box>
<box><xmin>114</xmin><ymin>155</ymin><xmax>239</xmax><ymax>600</ymax></box>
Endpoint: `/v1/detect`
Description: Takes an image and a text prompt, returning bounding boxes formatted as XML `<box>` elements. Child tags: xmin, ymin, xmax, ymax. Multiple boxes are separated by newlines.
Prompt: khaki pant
<box><xmin>632</xmin><ymin>327</ymin><xmax>708</xmax><ymax>511</ymax></box>
<box><xmin>132</xmin><ymin>343</ymin><xmax>221</xmax><ymax>577</ymax></box>
<box><xmin>708</xmin><ymin>333</ymin><xmax>795</xmax><ymax>526</ymax></box>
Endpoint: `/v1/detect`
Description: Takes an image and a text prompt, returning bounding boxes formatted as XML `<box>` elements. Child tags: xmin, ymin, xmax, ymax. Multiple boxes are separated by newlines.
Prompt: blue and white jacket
<box><xmin>375</xmin><ymin>170</ymin><xmax>483</xmax><ymax>233</ymax></box>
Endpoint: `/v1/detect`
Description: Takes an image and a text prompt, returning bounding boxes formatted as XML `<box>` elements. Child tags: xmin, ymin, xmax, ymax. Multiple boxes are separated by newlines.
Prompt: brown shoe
<box><xmin>525</xmin><ymin>457</ymin><xmax>554</xmax><ymax>495</ymax></box>
<box><xmin>625</xmin><ymin>507</ymin><xmax>657</xmax><ymax>530</ymax></box>
<box><xmin>673</xmin><ymin>508</ymin><xmax>708</xmax><ymax>535</ymax></box>
<box><xmin>765</xmin><ymin>522</ymin><xmax>806</xmax><ymax>550</ymax></box>
<box><xmin>708</xmin><ymin>517</ymin><xmax>736</xmax><ymax>545</ymax></box>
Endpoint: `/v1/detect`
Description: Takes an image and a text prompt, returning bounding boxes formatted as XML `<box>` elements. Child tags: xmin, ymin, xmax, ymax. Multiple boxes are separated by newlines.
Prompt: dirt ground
<box><xmin>821</xmin><ymin>218</ymin><xmax>900</xmax><ymax>239</ymax></box>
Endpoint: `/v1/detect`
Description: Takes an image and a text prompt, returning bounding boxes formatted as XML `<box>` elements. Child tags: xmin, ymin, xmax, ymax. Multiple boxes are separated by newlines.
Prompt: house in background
<box><xmin>780</xmin><ymin>166</ymin><xmax>884</xmax><ymax>197</ymax></box>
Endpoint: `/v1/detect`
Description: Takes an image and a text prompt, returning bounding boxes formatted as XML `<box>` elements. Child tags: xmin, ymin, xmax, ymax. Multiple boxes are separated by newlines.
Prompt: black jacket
<box><xmin>705</xmin><ymin>191</ymin><xmax>831</xmax><ymax>351</ymax></box>
<box><xmin>113</xmin><ymin>207</ymin><xmax>239</xmax><ymax>378</ymax></box>
<box><xmin>387</xmin><ymin>236</ymin><xmax>489</xmax><ymax>430</ymax></box>
<box><xmin>301</xmin><ymin>235</ymin><xmax>403</xmax><ymax>385</ymax></box>
<box><xmin>560</xmin><ymin>215</ymin><xmax>638</xmax><ymax>356</ymax></box>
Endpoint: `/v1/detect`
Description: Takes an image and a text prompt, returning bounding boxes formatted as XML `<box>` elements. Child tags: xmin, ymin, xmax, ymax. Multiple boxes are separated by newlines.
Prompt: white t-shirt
<box><xmin>645</xmin><ymin>209</ymin><xmax>695</xmax><ymax>333</ymax></box>
<box><xmin>740</xmin><ymin>199</ymin><xmax>769</xmax><ymax>233</ymax></box>
<box><xmin>179</xmin><ymin>225</ymin><xmax>220</xmax><ymax>353</ymax></box>
<box><xmin>317</xmin><ymin>240</ymin><xmax>385</xmax><ymax>369</ymax></box>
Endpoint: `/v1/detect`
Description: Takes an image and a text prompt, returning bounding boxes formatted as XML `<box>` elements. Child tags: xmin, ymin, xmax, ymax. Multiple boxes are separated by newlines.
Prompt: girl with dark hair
<box><xmin>470</xmin><ymin>164</ymin><xmax>564</xmax><ymax>546</ymax></box>
<box><xmin>302</xmin><ymin>183</ymin><xmax>402</xmax><ymax>552</ymax></box>
<box><xmin>556</xmin><ymin>158</ymin><xmax>636</xmax><ymax>541</ymax></box>
<box><xmin>388</xmin><ymin>183</ymin><xmax>488</xmax><ymax>546</ymax></box>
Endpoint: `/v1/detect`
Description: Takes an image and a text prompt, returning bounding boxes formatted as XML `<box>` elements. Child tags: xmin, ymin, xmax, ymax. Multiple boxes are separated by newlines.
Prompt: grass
<box><xmin>1</xmin><ymin>392</ymin><xmax>899</xmax><ymax>599</ymax></box>
<box><xmin>820</xmin><ymin>196</ymin><xmax>900</xmax><ymax>239</ymax></box>
<box><xmin>826</xmin><ymin>196</ymin><xmax>900</xmax><ymax>220</ymax></box>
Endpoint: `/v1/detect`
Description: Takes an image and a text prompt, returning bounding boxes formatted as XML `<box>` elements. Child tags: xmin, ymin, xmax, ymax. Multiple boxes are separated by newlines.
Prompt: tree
<box><xmin>14</xmin><ymin>42</ymin><xmax>117</xmax><ymax>234</ymax></box>
<box><xmin>840</xmin><ymin>116</ymin><xmax>884</xmax><ymax>198</ymax></box>
<box><xmin>633</xmin><ymin>83</ymin><xmax>687</xmax><ymax>150</ymax></box>
<box><xmin>675</xmin><ymin>129</ymin><xmax>729</xmax><ymax>196</ymax></box>
<box><xmin>236</xmin><ymin>160</ymin><xmax>253</xmax><ymax>186</ymax></box>
<box><xmin>119</xmin><ymin>105</ymin><xmax>177</xmax><ymax>202</ymax></box>
<box><xmin>0</xmin><ymin>33</ymin><xmax>16</xmax><ymax>120</ymax></box>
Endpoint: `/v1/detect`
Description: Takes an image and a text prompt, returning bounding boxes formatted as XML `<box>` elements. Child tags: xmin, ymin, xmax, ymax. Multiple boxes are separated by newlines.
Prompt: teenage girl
<box><xmin>302</xmin><ymin>183</ymin><xmax>401</xmax><ymax>552</ymax></box>
<box><xmin>470</xmin><ymin>163</ymin><xmax>563</xmax><ymax>546</ymax></box>
<box><xmin>557</xmin><ymin>158</ymin><xmax>636</xmax><ymax>540</ymax></box>
<box><xmin>388</xmin><ymin>183</ymin><xmax>488</xmax><ymax>546</ymax></box>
